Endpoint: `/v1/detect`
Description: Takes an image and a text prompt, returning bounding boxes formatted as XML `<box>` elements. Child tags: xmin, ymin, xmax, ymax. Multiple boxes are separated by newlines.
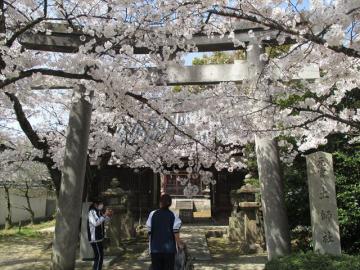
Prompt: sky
<box><xmin>184</xmin><ymin>52</ymin><xmax>204</xmax><ymax>66</ymax></box>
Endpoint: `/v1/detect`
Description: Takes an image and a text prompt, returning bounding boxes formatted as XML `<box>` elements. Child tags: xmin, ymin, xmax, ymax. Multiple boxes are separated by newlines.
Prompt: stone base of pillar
<box><xmin>80</xmin><ymin>202</ymin><xmax>93</xmax><ymax>260</ymax></box>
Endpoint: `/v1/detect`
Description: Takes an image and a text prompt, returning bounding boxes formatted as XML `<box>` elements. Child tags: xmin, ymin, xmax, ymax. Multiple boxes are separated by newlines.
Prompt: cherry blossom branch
<box><xmin>6</xmin><ymin>0</ymin><xmax>48</xmax><ymax>47</ymax></box>
<box><xmin>3</xmin><ymin>1</ymin><xmax>32</xmax><ymax>22</ymax></box>
<box><xmin>208</xmin><ymin>6</ymin><xmax>360</xmax><ymax>59</ymax></box>
<box><xmin>1</xmin><ymin>66</ymin><xmax>215</xmax><ymax>154</ymax></box>
<box><xmin>346</xmin><ymin>6</ymin><xmax>360</xmax><ymax>15</ymax></box>
<box><xmin>4</xmin><ymin>91</ymin><xmax>61</xmax><ymax>192</ymax></box>
<box><xmin>0</xmin><ymin>142</ymin><xmax>15</xmax><ymax>151</ymax></box>
<box><xmin>125</xmin><ymin>91</ymin><xmax>215</xmax><ymax>153</ymax></box>
<box><xmin>4</xmin><ymin>92</ymin><xmax>46</xmax><ymax>149</ymax></box>
<box><xmin>293</xmin><ymin>106</ymin><xmax>360</xmax><ymax>129</ymax></box>
<box><xmin>0</xmin><ymin>68</ymin><xmax>100</xmax><ymax>89</ymax></box>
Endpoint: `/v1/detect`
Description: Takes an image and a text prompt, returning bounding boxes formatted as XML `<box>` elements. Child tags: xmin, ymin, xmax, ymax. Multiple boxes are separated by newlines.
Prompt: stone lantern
<box><xmin>229</xmin><ymin>183</ymin><xmax>264</xmax><ymax>252</ymax></box>
<box><xmin>101</xmin><ymin>178</ymin><xmax>136</xmax><ymax>253</ymax></box>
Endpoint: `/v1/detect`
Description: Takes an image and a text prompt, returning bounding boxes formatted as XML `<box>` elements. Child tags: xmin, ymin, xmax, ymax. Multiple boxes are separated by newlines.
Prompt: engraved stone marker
<box><xmin>306</xmin><ymin>152</ymin><xmax>341</xmax><ymax>255</ymax></box>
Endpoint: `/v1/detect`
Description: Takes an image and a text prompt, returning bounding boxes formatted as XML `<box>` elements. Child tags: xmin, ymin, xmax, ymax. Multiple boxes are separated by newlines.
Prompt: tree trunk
<box><xmin>5</xmin><ymin>91</ymin><xmax>62</xmax><ymax>196</ymax></box>
<box><xmin>47</xmin><ymin>164</ymin><xmax>61</xmax><ymax>197</ymax></box>
<box><xmin>0</xmin><ymin>0</ymin><xmax>6</xmax><ymax>70</ymax></box>
<box><xmin>0</xmin><ymin>0</ymin><xmax>5</xmax><ymax>33</ymax></box>
<box><xmin>24</xmin><ymin>181</ymin><xmax>36</xmax><ymax>225</ymax></box>
<box><xmin>4</xmin><ymin>186</ymin><xmax>12</xmax><ymax>230</ymax></box>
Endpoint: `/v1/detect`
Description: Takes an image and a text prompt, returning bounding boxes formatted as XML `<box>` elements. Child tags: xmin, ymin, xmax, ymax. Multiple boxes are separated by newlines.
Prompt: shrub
<box><xmin>265</xmin><ymin>252</ymin><xmax>360</xmax><ymax>270</ymax></box>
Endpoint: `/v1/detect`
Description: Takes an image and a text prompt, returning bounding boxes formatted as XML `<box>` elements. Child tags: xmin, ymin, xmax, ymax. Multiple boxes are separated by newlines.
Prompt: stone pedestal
<box><xmin>106</xmin><ymin>206</ymin><xmax>135</xmax><ymax>243</ymax></box>
<box><xmin>101</xmin><ymin>178</ymin><xmax>136</xmax><ymax>253</ymax></box>
<box><xmin>228</xmin><ymin>184</ymin><xmax>264</xmax><ymax>252</ymax></box>
<box><xmin>306</xmin><ymin>152</ymin><xmax>341</xmax><ymax>255</ymax></box>
<box><xmin>80</xmin><ymin>202</ymin><xmax>93</xmax><ymax>260</ymax></box>
<box><xmin>229</xmin><ymin>215</ymin><xmax>245</xmax><ymax>242</ymax></box>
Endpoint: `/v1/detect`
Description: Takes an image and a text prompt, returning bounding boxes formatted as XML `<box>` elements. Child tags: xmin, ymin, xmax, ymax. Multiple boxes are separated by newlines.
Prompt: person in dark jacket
<box><xmin>146</xmin><ymin>194</ymin><xmax>183</xmax><ymax>270</ymax></box>
<box><xmin>87</xmin><ymin>199</ymin><xmax>112</xmax><ymax>270</ymax></box>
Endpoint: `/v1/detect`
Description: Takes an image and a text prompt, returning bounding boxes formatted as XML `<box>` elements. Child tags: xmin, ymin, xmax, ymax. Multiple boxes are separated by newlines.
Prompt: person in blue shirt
<box><xmin>146</xmin><ymin>194</ymin><xmax>183</xmax><ymax>270</ymax></box>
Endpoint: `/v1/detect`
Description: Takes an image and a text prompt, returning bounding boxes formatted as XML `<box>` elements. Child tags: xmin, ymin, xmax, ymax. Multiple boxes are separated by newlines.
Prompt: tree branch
<box><xmin>293</xmin><ymin>106</ymin><xmax>360</xmax><ymax>129</ymax></box>
<box><xmin>4</xmin><ymin>1</ymin><xmax>32</xmax><ymax>22</ymax></box>
<box><xmin>0</xmin><ymin>68</ymin><xmax>101</xmax><ymax>89</ymax></box>
<box><xmin>209</xmin><ymin>7</ymin><xmax>360</xmax><ymax>59</ymax></box>
<box><xmin>346</xmin><ymin>6</ymin><xmax>360</xmax><ymax>15</ymax></box>
<box><xmin>4</xmin><ymin>92</ymin><xmax>46</xmax><ymax>149</ymax></box>
<box><xmin>6</xmin><ymin>0</ymin><xmax>48</xmax><ymax>47</ymax></box>
<box><xmin>125</xmin><ymin>91</ymin><xmax>215</xmax><ymax>153</ymax></box>
<box><xmin>4</xmin><ymin>91</ymin><xmax>61</xmax><ymax>194</ymax></box>
<box><xmin>0</xmin><ymin>143</ymin><xmax>15</xmax><ymax>151</ymax></box>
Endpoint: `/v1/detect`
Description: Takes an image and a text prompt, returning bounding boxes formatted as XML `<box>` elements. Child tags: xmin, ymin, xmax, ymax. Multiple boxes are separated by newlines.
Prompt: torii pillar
<box><xmin>248</xmin><ymin>41</ymin><xmax>291</xmax><ymax>260</ymax></box>
<box><xmin>52</xmin><ymin>85</ymin><xmax>93</xmax><ymax>270</ymax></box>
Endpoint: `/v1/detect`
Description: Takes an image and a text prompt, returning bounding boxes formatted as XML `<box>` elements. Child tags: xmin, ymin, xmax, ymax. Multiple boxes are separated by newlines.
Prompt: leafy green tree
<box><xmin>192</xmin><ymin>50</ymin><xmax>245</xmax><ymax>65</ymax></box>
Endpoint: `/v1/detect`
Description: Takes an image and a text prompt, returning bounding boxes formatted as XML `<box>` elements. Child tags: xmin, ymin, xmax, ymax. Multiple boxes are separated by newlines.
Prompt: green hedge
<box><xmin>265</xmin><ymin>253</ymin><xmax>360</xmax><ymax>270</ymax></box>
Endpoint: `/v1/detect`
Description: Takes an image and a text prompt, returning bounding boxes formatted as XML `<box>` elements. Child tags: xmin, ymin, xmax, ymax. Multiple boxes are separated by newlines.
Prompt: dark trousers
<box><xmin>91</xmin><ymin>241</ymin><xmax>104</xmax><ymax>270</ymax></box>
<box><xmin>151</xmin><ymin>253</ymin><xmax>175</xmax><ymax>270</ymax></box>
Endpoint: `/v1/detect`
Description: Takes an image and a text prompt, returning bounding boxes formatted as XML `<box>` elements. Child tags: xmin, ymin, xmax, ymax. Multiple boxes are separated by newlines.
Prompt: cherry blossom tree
<box><xmin>201</xmin><ymin>0</ymin><xmax>360</xmax><ymax>150</ymax></box>
<box><xmin>1</xmin><ymin>1</ymin><xmax>358</xmax><ymax>170</ymax></box>
<box><xmin>0</xmin><ymin>1</ymin><xmax>359</xmax><ymax>268</ymax></box>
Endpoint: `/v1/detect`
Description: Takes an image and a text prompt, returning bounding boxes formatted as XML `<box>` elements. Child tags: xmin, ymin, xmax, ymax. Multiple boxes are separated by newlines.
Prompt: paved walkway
<box><xmin>182</xmin><ymin>225</ymin><xmax>266</xmax><ymax>270</ymax></box>
<box><xmin>0</xmin><ymin>224</ymin><xmax>266</xmax><ymax>269</ymax></box>
<box><xmin>193</xmin><ymin>255</ymin><xmax>266</xmax><ymax>270</ymax></box>
<box><xmin>129</xmin><ymin>225</ymin><xmax>266</xmax><ymax>270</ymax></box>
<box><xmin>181</xmin><ymin>225</ymin><xmax>212</xmax><ymax>261</ymax></box>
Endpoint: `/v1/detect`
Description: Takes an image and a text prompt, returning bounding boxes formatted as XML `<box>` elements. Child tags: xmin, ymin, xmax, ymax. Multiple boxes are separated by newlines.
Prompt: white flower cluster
<box><xmin>183</xmin><ymin>183</ymin><xmax>200</xmax><ymax>197</ymax></box>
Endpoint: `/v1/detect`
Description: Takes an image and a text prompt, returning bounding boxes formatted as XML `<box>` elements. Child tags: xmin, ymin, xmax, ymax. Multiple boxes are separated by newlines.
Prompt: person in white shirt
<box><xmin>87</xmin><ymin>199</ymin><xmax>112</xmax><ymax>270</ymax></box>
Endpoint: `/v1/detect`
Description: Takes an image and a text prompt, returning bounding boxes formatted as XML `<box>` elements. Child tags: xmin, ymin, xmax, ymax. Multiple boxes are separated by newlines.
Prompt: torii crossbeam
<box><xmin>21</xmin><ymin>23</ymin><xmax>319</xmax><ymax>86</ymax></box>
<box><xmin>20</xmin><ymin>23</ymin><xmax>293</xmax><ymax>54</ymax></box>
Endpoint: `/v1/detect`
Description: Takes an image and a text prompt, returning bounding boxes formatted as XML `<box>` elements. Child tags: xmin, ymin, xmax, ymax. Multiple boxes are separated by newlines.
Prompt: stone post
<box><xmin>306</xmin><ymin>152</ymin><xmax>341</xmax><ymax>255</ymax></box>
<box><xmin>246</xmin><ymin>41</ymin><xmax>266</xmax><ymax>80</ymax></box>
<box><xmin>255</xmin><ymin>136</ymin><xmax>291</xmax><ymax>260</ymax></box>
<box><xmin>248</xmin><ymin>40</ymin><xmax>291</xmax><ymax>260</ymax></box>
<box><xmin>52</xmin><ymin>86</ymin><xmax>94</xmax><ymax>270</ymax></box>
<box><xmin>153</xmin><ymin>173</ymin><xmax>160</xmax><ymax>208</ymax></box>
<box><xmin>160</xmin><ymin>174</ymin><xmax>166</xmax><ymax>195</ymax></box>
<box><xmin>80</xmin><ymin>202</ymin><xmax>93</xmax><ymax>260</ymax></box>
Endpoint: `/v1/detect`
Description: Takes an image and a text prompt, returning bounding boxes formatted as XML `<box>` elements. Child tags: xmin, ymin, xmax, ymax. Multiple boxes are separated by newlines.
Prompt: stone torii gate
<box><xmin>19</xmin><ymin>23</ymin><xmax>319</xmax><ymax>268</ymax></box>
